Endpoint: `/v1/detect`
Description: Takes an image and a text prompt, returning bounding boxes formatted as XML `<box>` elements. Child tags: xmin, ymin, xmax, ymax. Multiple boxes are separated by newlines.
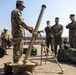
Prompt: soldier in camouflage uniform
<box><xmin>52</xmin><ymin>17</ymin><xmax>63</xmax><ymax>56</ymax></box>
<box><xmin>45</xmin><ymin>21</ymin><xmax>54</xmax><ymax>53</ymax></box>
<box><xmin>66</xmin><ymin>14</ymin><xmax>76</xmax><ymax>48</ymax></box>
<box><xmin>11</xmin><ymin>0</ymin><xmax>33</xmax><ymax>63</ymax></box>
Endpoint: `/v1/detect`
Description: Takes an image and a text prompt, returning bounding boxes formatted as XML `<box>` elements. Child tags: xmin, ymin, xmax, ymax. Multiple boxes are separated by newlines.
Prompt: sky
<box><xmin>0</xmin><ymin>0</ymin><xmax>76</xmax><ymax>37</ymax></box>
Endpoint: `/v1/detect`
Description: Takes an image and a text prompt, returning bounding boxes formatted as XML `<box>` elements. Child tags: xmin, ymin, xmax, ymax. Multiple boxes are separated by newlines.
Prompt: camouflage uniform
<box><xmin>52</xmin><ymin>24</ymin><xmax>63</xmax><ymax>55</ymax></box>
<box><xmin>45</xmin><ymin>26</ymin><xmax>54</xmax><ymax>53</ymax></box>
<box><xmin>66</xmin><ymin>21</ymin><xmax>76</xmax><ymax>48</ymax></box>
<box><xmin>11</xmin><ymin>8</ymin><xmax>30</xmax><ymax>62</ymax></box>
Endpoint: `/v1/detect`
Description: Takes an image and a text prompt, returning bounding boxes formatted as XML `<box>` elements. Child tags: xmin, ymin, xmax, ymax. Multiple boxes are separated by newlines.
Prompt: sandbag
<box><xmin>57</xmin><ymin>48</ymin><xmax>76</xmax><ymax>64</ymax></box>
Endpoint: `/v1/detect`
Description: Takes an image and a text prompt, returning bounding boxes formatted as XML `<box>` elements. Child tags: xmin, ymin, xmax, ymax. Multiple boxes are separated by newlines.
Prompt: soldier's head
<box><xmin>16</xmin><ymin>0</ymin><xmax>25</xmax><ymax>11</ymax></box>
<box><xmin>55</xmin><ymin>17</ymin><xmax>59</xmax><ymax>24</ymax></box>
<box><xmin>46</xmin><ymin>21</ymin><xmax>50</xmax><ymax>26</ymax></box>
<box><xmin>3</xmin><ymin>28</ymin><xmax>8</xmax><ymax>32</ymax></box>
<box><xmin>69</xmin><ymin>14</ymin><xmax>75</xmax><ymax>22</ymax></box>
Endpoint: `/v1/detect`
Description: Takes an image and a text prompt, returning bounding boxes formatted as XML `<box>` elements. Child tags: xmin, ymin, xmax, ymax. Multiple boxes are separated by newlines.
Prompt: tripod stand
<box><xmin>39</xmin><ymin>33</ymin><xmax>64</xmax><ymax>74</ymax></box>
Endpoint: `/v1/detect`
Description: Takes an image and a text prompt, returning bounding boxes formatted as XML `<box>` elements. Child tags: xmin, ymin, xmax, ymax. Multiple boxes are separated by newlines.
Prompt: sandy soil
<box><xmin>0</xmin><ymin>45</ymin><xmax>76</xmax><ymax>75</ymax></box>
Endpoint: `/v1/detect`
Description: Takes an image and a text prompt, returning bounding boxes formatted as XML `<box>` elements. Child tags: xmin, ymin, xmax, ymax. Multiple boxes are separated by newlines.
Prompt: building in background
<box><xmin>0</xmin><ymin>31</ymin><xmax>46</xmax><ymax>45</ymax></box>
<box><xmin>0</xmin><ymin>31</ymin><xmax>69</xmax><ymax>45</ymax></box>
<box><xmin>23</xmin><ymin>33</ymin><xmax>46</xmax><ymax>45</ymax></box>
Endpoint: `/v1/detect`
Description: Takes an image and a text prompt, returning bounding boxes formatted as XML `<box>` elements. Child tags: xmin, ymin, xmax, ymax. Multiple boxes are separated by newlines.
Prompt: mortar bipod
<box><xmin>39</xmin><ymin>33</ymin><xmax>65</xmax><ymax>74</ymax></box>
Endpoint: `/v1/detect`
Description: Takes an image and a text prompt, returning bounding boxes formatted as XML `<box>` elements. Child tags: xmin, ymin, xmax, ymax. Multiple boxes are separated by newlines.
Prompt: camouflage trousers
<box><xmin>13</xmin><ymin>37</ymin><xmax>23</xmax><ymax>62</ymax></box>
<box><xmin>46</xmin><ymin>38</ymin><xmax>54</xmax><ymax>53</ymax></box>
<box><xmin>54</xmin><ymin>37</ymin><xmax>63</xmax><ymax>55</ymax></box>
<box><xmin>69</xmin><ymin>36</ymin><xmax>76</xmax><ymax>48</ymax></box>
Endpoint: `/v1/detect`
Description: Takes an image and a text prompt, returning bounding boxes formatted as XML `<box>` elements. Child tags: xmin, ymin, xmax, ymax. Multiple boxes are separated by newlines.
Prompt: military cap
<box><xmin>55</xmin><ymin>17</ymin><xmax>59</xmax><ymax>19</ymax></box>
<box><xmin>70</xmin><ymin>14</ymin><xmax>75</xmax><ymax>18</ymax></box>
<box><xmin>47</xmin><ymin>20</ymin><xmax>50</xmax><ymax>23</ymax></box>
<box><xmin>16</xmin><ymin>0</ymin><xmax>25</xmax><ymax>8</ymax></box>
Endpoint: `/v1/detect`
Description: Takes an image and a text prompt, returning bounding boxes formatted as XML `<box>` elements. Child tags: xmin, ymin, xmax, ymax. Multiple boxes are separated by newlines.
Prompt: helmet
<box><xmin>3</xmin><ymin>28</ymin><xmax>8</xmax><ymax>31</ymax></box>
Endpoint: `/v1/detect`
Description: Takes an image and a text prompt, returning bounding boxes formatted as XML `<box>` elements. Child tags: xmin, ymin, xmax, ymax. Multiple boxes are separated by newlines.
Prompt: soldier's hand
<box><xmin>38</xmin><ymin>30</ymin><xmax>44</xmax><ymax>33</ymax></box>
<box><xmin>55</xmin><ymin>34</ymin><xmax>58</xmax><ymax>37</ymax></box>
<box><xmin>28</xmin><ymin>27</ymin><xmax>34</xmax><ymax>33</ymax></box>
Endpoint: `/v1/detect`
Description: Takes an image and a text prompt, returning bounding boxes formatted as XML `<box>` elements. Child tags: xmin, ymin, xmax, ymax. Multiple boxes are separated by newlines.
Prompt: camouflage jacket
<box><xmin>66</xmin><ymin>21</ymin><xmax>76</xmax><ymax>29</ymax></box>
<box><xmin>45</xmin><ymin>26</ymin><xmax>53</xmax><ymax>39</ymax></box>
<box><xmin>11</xmin><ymin>8</ymin><xmax>29</xmax><ymax>37</ymax></box>
<box><xmin>66</xmin><ymin>21</ymin><xmax>76</xmax><ymax>36</ymax></box>
<box><xmin>52</xmin><ymin>24</ymin><xmax>63</xmax><ymax>37</ymax></box>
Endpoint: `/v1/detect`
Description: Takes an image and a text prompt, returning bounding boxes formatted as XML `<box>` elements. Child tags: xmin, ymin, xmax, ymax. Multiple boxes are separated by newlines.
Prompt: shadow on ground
<box><xmin>0</xmin><ymin>68</ymin><xmax>31</xmax><ymax>75</ymax></box>
<box><xmin>30</xmin><ymin>55</ymin><xmax>76</xmax><ymax>68</ymax></box>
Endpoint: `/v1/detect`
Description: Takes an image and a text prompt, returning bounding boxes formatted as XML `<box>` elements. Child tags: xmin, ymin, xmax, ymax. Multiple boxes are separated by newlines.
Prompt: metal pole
<box><xmin>40</xmin><ymin>46</ymin><xmax>43</xmax><ymax>65</ymax></box>
<box><xmin>23</xmin><ymin>5</ymin><xmax>46</xmax><ymax>63</ymax></box>
<box><xmin>39</xmin><ymin>33</ymin><xmax>64</xmax><ymax>74</ymax></box>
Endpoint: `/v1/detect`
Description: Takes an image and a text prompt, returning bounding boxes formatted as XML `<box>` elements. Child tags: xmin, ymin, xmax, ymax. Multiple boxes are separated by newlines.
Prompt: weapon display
<box><xmin>7</xmin><ymin>5</ymin><xmax>46</xmax><ymax>74</ymax></box>
<box><xmin>23</xmin><ymin>5</ymin><xmax>46</xmax><ymax>63</ymax></box>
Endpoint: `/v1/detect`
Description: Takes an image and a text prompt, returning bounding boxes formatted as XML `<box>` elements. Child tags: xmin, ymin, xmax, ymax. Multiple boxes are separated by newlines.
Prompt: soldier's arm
<box><xmin>70</xmin><ymin>23</ymin><xmax>76</xmax><ymax>28</ymax></box>
<box><xmin>66</xmin><ymin>23</ymin><xmax>76</xmax><ymax>29</ymax></box>
<box><xmin>16</xmin><ymin>11</ymin><xmax>30</xmax><ymax>30</ymax></box>
<box><xmin>49</xmin><ymin>27</ymin><xmax>54</xmax><ymax>38</ymax></box>
<box><xmin>66</xmin><ymin>24</ymin><xmax>71</xmax><ymax>29</ymax></box>
<box><xmin>66</xmin><ymin>24</ymin><xmax>76</xmax><ymax>29</ymax></box>
<box><xmin>57</xmin><ymin>25</ymin><xmax>63</xmax><ymax>35</ymax></box>
<box><xmin>51</xmin><ymin>26</ymin><xmax>56</xmax><ymax>36</ymax></box>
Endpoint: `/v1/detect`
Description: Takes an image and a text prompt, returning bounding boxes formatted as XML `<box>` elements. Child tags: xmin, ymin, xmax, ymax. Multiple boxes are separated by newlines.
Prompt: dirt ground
<box><xmin>0</xmin><ymin>45</ymin><xmax>76</xmax><ymax>75</ymax></box>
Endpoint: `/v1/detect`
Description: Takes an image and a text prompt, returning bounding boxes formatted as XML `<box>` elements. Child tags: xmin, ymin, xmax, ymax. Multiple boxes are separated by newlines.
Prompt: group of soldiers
<box><xmin>45</xmin><ymin>14</ymin><xmax>76</xmax><ymax>57</ymax></box>
<box><xmin>1</xmin><ymin>0</ymin><xmax>76</xmax><ymax>63</ymax></box>
<box><xmin>45</xmin><ymin>17</ymin><xmax>63</xmax><ymax>57</ymax></box>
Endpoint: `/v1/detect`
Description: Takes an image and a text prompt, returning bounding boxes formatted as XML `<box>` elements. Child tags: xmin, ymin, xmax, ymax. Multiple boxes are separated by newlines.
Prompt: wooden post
<box><xmin>23</xmin><ymin>5</ymin><xmax>46</xmax><ymax>63</ymax></box>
